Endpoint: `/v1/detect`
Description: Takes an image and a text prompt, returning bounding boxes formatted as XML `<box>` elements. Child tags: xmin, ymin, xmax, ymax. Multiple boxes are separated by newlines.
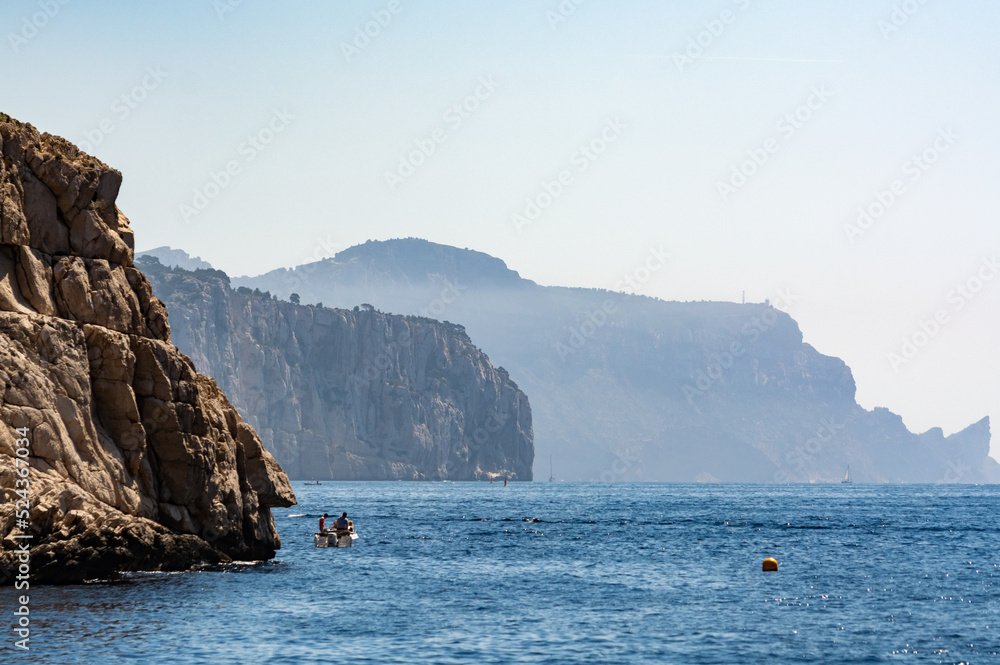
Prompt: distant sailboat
<box><xmin>841</xmin><ymin>465</ymin><xmax>852</xmax><ymax>484</ymax></box>
<box><xmin>548</xmin><ymin>455</ymin><xmax>555</xmax><ymax>482</ymax></box>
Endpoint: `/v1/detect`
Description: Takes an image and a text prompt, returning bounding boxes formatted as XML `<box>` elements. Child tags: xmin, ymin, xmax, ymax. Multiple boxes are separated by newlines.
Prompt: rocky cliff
<box><xmin>138</xmin><ymin>258</ymin><xmax>533</xmax><ymax>481</ymax></box>
<box><xmin>0</xmin><ymin>115</ymin><xmax>295</xmax><ymax>584</ymax></box>
<box><xmin>232</xmin><ymin>238</ymin><xmax>1000</xmax><ymax>484</ymax></box>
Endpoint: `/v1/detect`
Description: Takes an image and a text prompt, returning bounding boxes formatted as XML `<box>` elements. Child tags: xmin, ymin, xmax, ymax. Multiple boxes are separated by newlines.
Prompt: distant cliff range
<box><xmin>139</xmin><ymin>256</ymin><xmax>533</xmax><ymax>481</ymax></box>
<box><xmin>221</xmin><ymin>238</ymin><xmax>999</xmax><ymax>484</ymax></box>
<box><xmin>137</xmin><ymin>246</ymin><xmax>213</xmax><ymax>272</ymax></box>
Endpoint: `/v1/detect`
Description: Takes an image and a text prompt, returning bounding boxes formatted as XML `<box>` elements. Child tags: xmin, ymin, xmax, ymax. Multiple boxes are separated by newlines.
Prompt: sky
<box><xmin>2</xmin><ymin>0</ymin><xmax>998</xmax><ymax>457</ymax></box>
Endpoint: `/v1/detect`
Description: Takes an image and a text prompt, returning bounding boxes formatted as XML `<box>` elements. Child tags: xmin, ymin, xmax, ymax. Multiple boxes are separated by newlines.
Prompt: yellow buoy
<box><xmin>762</xmin><ymin>558</ymin><xmax>778</xmax><ymax>572</ymax></box>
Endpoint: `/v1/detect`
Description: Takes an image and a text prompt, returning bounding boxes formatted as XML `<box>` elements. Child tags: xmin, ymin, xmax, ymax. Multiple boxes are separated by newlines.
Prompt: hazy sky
<box><xmin>3</xmin><ymin>0</ymin><xmax>998</xmax><ymax>456</ymax></box>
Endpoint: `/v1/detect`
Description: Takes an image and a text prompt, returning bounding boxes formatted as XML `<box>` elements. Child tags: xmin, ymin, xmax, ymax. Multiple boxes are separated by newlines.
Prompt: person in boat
<box><xmin>335</xmin><ymin>512</ymin><xmax>349</xmax><ymax>531</ymax></box>
<box><xmin>319</xmin><ymin>513</ymin><xmax>329</xmax><ymax>533</ymax></box>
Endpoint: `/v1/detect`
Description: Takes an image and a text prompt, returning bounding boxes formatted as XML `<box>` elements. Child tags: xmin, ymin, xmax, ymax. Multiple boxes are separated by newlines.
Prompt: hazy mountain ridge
<box><xmin>137</xmin><ymin>246</ymin><xmax>214</xmax><ymax>272</ymax></box>
<box><xmin>228</xmin><ymin>238</ymin><xmax>999</xmax><ymax>484</ymax></box>
<box><xmin>139</xmin><ymin>255</ymin><xmax>533</xmax><ymax>481</ymax></box>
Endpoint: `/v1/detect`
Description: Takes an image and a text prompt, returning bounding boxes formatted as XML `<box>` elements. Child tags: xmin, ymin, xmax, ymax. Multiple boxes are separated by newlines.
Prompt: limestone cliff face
<box><xmin>0</xmin><ymin>116</ymin><xmax>295</xmax><ymax>584</ymax></box>
<box><xmin>233</xmin><ymin>238</ymin><xmax>1000</xmax><ymax>484</ymax></box>
<box><xmin>139</xmin><ymin>259</ymin><xmax>534</xmax><ymax>481</ymax></box>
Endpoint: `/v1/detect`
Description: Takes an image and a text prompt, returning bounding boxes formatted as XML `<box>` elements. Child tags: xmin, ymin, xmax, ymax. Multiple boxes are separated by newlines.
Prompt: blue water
<box><xmin>9</xmin><ymin>483</ymin><xmax>1000</xmax><ymax>664</ymax></box>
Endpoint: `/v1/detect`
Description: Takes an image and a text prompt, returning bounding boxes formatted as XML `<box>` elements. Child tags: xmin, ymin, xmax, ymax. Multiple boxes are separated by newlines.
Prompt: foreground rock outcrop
<box><xmin>138</xmin><ymin>258</ymin><xmax>534</xmax><ymax>480</ymax></box>
<box><xmin>0</xmin><ymin>115</ymin><xmax>295</xmax><ymax>584</ymax></box>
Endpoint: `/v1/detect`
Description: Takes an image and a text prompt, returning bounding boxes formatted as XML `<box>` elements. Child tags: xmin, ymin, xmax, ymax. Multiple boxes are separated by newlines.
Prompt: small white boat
<box><xmin>314</xmin><ymin>521</ymin><xmax>358</xmax><ymax>548</ymax></box>
<box><xmin>841</xmin><ymin>465</ymin><xmax>852</xmax><ymax>484</ymax></box>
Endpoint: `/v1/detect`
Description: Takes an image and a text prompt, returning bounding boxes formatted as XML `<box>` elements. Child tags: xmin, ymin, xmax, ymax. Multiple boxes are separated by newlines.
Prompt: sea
<box><xmin>10</xmin><ymin>482</ymin><xmax>999</xmax><ymax>664</ymax></box>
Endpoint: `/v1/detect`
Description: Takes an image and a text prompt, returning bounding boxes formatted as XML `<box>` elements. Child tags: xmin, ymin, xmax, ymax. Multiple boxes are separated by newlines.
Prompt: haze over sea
<box><xmin>17</xmin><ymin>482</ymin><xmax>998</xmax><ymax>664</ymax></box>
